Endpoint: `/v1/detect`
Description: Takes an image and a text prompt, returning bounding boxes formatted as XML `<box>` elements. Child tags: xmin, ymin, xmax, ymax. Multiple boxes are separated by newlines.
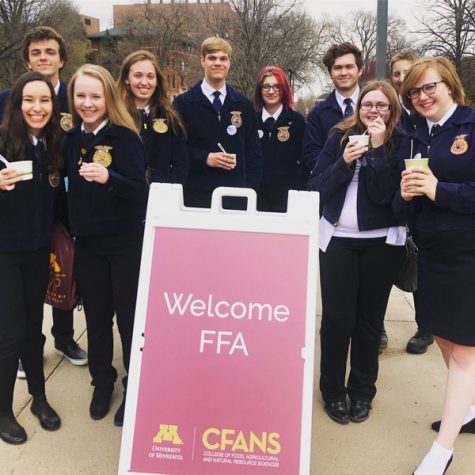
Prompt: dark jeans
<box><xmin>0</xmin><ymin>248</ymin><xmax>49</xmax><ymax>411</ymax></box>
<box><xmin>75</xmin><ymin>230</ymin><xmax>143</xmax><ymax>392</ymax></box>
<box><xmin>319</xmin><ymin>237</ymin><xmax>404</xmax><ymax>403</ymax></box>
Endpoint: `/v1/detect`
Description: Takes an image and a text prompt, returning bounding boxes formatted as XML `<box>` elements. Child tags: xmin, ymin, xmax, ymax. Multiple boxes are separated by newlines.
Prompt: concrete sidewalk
<box><xmin>2</xmin><ymin>288</ymin><xmax>474</xmax><ymax>474</ymax></box>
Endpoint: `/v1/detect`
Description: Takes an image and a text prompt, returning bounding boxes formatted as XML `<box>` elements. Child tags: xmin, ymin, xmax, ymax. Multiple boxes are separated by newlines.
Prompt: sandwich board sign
<box><xmin>119</xmin><ymin>184</ymin><xmax>319</xmax><ymax>475</ymax></box>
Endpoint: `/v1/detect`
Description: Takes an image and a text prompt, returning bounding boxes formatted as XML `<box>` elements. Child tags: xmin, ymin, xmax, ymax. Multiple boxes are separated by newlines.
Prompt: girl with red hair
<box><xmin>253</xmin><ymin>66</ymin><xmax>305</xmax><ymax>212</ymax></box>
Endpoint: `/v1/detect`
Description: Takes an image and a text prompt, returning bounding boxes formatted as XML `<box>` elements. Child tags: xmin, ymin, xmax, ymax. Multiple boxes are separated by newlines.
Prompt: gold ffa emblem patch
<box><xmin>277</xmin><ymin>126</ymin><xmax>290</xmax><ymax>142</ymax></box>
<box><xmin>450</xmin><ymin>134</ymin><xmax>469</xmax><ymax>155</ymax></box>
<box><xmin>230</xmin><ymin>111</ymin><xmax>242</xmax><ymax>128</ymax></box>
<box><xmin>59</xmin><ymin>113</ymin><xmax>73</xmax><ymax>132</ymax></box>
<box><xmin>92</xmin><ymin>145</ymin><xmax>113</xmax><ymax>167</ymax></box>
<box><xmin>48</xmin><ymin>171</ymin><xmax>61</xmax><ymax>188</ymax></box>
<box><xmin>152</xmin><ymin>118</ymin><xmax>168</xmax><ymax>134</ymax></box>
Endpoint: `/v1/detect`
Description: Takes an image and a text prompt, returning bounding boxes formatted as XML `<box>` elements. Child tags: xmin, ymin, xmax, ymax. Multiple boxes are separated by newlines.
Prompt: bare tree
<box><xmin>206</xmin><ymin>0</ymin><xmax>329</xmax><ymax>97</ymax></box>
<box><xmin>416</xmin><ymin>0</ymin><xmax>475</xmax><ymax>75</ymax></box>
<box><xmin>326</xmin><ymin>10</ymin><xmax>414</xmax><ymax>77</ymax></box>
<box><xmin>0</xmin><ymin>0</ymin><xmax>86</xmax><ymax>88</ymax></box>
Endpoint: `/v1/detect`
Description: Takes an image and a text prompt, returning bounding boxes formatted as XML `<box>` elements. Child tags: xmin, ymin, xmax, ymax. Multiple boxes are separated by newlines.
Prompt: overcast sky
<box><xmin>74</xmin><ymin>0</ymin><xmax>424</xmax><ymax>31</ymax></box>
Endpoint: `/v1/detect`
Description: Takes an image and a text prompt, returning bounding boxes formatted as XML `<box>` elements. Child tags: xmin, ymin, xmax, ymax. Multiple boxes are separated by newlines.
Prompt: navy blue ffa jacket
<box><xmin>256</xmin><ymin>107</ymin><xmax>305</xmax><ymax>189</ymax></box>
<box><xmin>0</xmin><ymin>80</ymin><xmax>69</xmax><ymax>120</ymax></box>
<box><xmin>302</xmin><ymin>90</ymin><xmax>344</xmax><ymax>178</ymax></box>
<box><xmin>399</xmin><ymin>108</ymin><xmax>416</xmax><ymax>134</ymax></box>
<box><xmin>140</xmin><ymin>108</ymin><xmax>188</xmax><ymax>184</ymax></box>
<box><xmin>309</xmin><ymin>128</ymin><xmax>404</xmax><ymax>230</ymax></box>
<box><xmin>395</xmin><ymin>105</ymin><xmax>475</xmax><ymax>234</ymax></box>
<box><xmin>0</xmin><ymin>145</ymin><xmax>61</xmax><ymax>251</ymax></box>
<box><xmin>63</xmin><ymin>124</ymin><xmax>148</xmax><ymax>237</ymax></box>
<box><xmin>173</xmin><ymin>81</ymin><xmax>263</xmax><ymax>195</ymax></box>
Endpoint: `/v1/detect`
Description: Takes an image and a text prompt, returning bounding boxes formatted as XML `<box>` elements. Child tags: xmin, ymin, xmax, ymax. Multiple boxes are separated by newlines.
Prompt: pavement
<box><xmin>2</xmin><ymin>287</ymin><xmax>475</xmax><ymax>475</ymax></box>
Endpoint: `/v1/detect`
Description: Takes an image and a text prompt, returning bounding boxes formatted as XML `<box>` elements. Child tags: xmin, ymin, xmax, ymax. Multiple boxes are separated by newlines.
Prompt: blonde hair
<box><xmin>201</xmin><ymin>37</ymin><xmax>232</xmax><ymax>57</ymax></box>
<box><xmin>401</xmin><ymin>56</ymin><xmax>465</xmax><ymax>111</ymax></box>
<box><xmin>68</xmin><ymin>64</ymin><xmax>138</xmax><ymax>133</ymax></box>
<box><xmin>336</xmin><ymin>80</ymin><xmax>401</xmax><ymax>145</ymax></box>
<box><xmin>117</xmin><ymin>50</ymin><xmax>186</xmax><ymax>137</ymax></box>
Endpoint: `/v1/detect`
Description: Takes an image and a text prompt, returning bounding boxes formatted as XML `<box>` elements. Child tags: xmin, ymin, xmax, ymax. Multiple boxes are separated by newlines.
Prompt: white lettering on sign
<box><xmin>200</xmin><ymin>330</ymin><xmax>249</xmax><ymax>355</ymax></box>
<box><xmin>163</xmin><ymin>293</ymin><xmax>289</xmax><ymax>323</ymax></box>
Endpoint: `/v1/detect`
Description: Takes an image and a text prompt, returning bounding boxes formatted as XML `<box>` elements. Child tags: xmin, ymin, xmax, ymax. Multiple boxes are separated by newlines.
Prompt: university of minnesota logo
<box><xmin>49</xmin><ymin>253</ymin><xmax>61</xmax><ymax>273</ymax></box>
<box><xmin>450</xmin><ymin>134</ymin><xmax>468</xmax><ymax>155</ymax></box>
<box><xmin>153</xmin><ymin>424</ymin><xmax>183</xmax><ymax>445</ymax></box>
<box><xmin>92</xmin><ymin>145</ymin><xmax>113</xmax><ymax>167</ymax></box>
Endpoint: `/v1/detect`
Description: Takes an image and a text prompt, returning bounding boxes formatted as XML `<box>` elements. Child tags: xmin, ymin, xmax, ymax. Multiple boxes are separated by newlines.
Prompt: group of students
<box><xmin>0</xmin><ymin>25</ymin><xmax>474</xmax><ymax>475</ymax></box>
<box><xmin>308</xmin><ymin>46</ymin><xmax>475</xmax><ymax>475</ymax></box>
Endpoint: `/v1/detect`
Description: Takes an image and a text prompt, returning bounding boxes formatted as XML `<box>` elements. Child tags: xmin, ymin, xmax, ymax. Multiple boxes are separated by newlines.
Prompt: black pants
<box><xmin>0</xmin><ymin>249</ymin><xmax>49</xmax><ymax>412</ymax></box>
<box><xmin>319</xmin><ymin>237</ymin><xmax>404</xmax><ymax>403</ymax></box>
<box><xmin>256</xmin><ymin>185</ymin><xmax>289</xmax><ymax>213</ymax></box>
<box><xmin>75</xmin><ymin>230</ymin><xmax>143</xmax><ymax>393</ymax></box>
<box><xmin>51</xmin><ymin>307</ymin><xmax>74</xmax><ymax>348</ymax></box>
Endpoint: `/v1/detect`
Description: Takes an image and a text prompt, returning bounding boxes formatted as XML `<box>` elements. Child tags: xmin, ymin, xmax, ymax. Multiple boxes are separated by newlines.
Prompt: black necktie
<box><xmin>81</xmin><ymin>132</ymin><xmax>95</xmax><ymax>152</ymax></box>
<box><xmin>140</xmin><ymin>109</ymin><xmax>149</xmax><ymax>130</ymax></box>
<box><xmin>264</xmin><ymin>117</ymin><xmax>275</xmax><ymax>131</ymax></box>
<box><xmin>212</xmin><ymin>91</ymin><xmax>222</xmax><ymax>114</ymax></box>
<box><xmin>431</xmin><ymin>124</ymin><xmax>440</xmax><ymax>135</ymax></box>
<box><xmin>344</xmin><ymin>98</ymin><xmax>353</xmax><ymax>117</ymax></box>
<box><xmin>34</xmin><ymin>140</ymin><xmax>46</xmax><ymax>162</ymax></box>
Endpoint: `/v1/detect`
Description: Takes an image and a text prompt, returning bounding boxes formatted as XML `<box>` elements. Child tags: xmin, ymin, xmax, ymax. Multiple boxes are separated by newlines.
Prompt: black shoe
<box><xmin>380</xmin><ymin>325</ymin><xmax>388</xmax><ymax>350</ymax></box>
<box><xmin>114</xmin><ymin>397</ymin><xmax>125</xmax><ymax>427</ymax></box>
<box><xmin>349</xmin><ymin>400</ymin><xmax>372</xmax><ymax>423</ymax></box>
<box><xmin>431</xmin><ymin>417</ymin><xmax>475</xmax><ymax>434</ymax></box>
<box><xmin>17</xmin><ymin>361</ymin><xmax>26</xmax><ymax>379</ymax></box>
<box><xmin>0</xmin><ymin>412</ymin><xmax>27</xmax><ymax>445</ymax></box>
<box><xmin>89</xmin><ymin>389</ymin><xmax>112</xmax><ymax>420</ymax></box>
<box><xmin>30</xmin><ymin>396</ymin><xmax>61</xmax><ymax>431</ymax></box>
<box><xmin>406</xmin><ymin>329</ymin><xmax>434</xmax><ymax>354</ymax></box>
<box><xmin>55</xmin><ymin>341</ymin><xmax>88</xmax><ymax>366</ymax></box>
<box><xmin>324</xmin><ymin>400</ymin><xmax>349</xmax><ymax>424</ymax></box>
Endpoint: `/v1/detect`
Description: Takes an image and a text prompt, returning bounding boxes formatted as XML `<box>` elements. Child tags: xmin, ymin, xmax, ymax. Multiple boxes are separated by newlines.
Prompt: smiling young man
<box><xmin>0</xmin><ymin>27</ymin><xmax>87</xmax><ymax>373</ymax></box>
<box><xmin>302</xmin><ymin>42</ymin><xmax>363</xmax><ymax>178</ymax></box>
<box><xmin>173</xmin><ymin>37</ymin><xmax>262</xmax><ymax>208</ymax></box>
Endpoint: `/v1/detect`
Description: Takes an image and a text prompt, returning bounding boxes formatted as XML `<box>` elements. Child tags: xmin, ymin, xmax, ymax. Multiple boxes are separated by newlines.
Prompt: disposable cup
<box><xmin>8</xmin><ymin>160</ymin><xmax>33</xmax><ymax>181</ymax></box>
<box><xmin>349</xmin><ymin>134</ymin><xmax>369</xmax><ymax>147</ymax></box>
<box><xmin>404</xmin><ymin>158</ymin><xmax>429</xmax><ymax>169</ymax></box>
<box><xmin>228</xmin><ymin>153</ymin><xmax>237</xmax><ymax>166</ymax></box>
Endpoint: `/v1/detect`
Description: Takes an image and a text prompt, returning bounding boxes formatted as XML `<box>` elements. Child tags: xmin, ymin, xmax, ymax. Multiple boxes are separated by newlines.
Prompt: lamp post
<box><xmin>376</xmin><ymin>0</ymin><xmax>388</xmax><ymax>79</ymax></box>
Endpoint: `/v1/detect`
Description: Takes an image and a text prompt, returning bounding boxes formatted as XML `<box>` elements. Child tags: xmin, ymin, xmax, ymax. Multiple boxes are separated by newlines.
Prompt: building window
<box><xmin>84</xmin><ymin>18</ymin><xmax>91</xmax><ymax>26</ymax></box>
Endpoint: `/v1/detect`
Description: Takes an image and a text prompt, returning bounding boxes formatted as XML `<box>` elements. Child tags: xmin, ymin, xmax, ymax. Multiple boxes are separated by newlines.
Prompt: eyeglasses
<box><xmin>407</xmin><ymin>81</ymin><xmax>443</xmax><ymax>100</ymax></box>
<box><xmin>260</xmin><ymin>84</ymin><xmax>281</xmax><ymax>92</ymax></box>
<box><xmin>360</xmin><ymin>102</ymin><xmax>391</xmax><ymax>111</ymax></box>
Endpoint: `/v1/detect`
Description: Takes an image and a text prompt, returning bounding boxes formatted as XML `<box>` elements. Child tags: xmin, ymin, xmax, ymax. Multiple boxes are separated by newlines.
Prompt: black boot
<box><xmin>114</xmin><ymin>394</ymin><xmax>126</xmax><ymax>427</ymax></box>
<box><xmin>31</xmin><ymin>395</ymin><xmax>61</xmax><ymax>431</ymax></box>
<box><xmin>0</xmin><ymin>412</ymin><xmax>27</xmax><ymax>445</ymax></box>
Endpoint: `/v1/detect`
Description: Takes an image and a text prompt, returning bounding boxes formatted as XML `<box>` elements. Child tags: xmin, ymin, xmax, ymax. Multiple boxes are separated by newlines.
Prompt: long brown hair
<box><xmin>0</xmin><ymin>71</ymin><xmax>62</xmax><ymax>170</ymax></box>
<box><xmin>68</xmin><ymin>64</ymin><xmax>138</xmax><ymax>134</ymax></box>
<box><xmin>117</xmin><ymin>50</ymin><xmax>186</xmax><ymax>137</ymax></box>
<box><xmin>335</xmin><ymin>80</ymin><xmax>401</xmax><ymax>145</ymax></box>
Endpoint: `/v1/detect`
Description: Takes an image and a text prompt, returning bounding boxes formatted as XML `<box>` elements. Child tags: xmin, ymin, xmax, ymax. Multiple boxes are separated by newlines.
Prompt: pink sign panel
<box><xmin>130</xmin><ymin>227</ymin><xmax>309</xmax><ymax>474</ymax></box>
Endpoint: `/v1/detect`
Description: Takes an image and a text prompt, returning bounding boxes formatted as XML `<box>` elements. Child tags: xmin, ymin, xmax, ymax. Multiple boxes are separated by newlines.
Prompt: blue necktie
<box><xmin>212</xmin><ymin>91</ymin><xmax>222</xmax><ymax>114</ymax></box>
<box><xmin>264</xmin><ymin>117</ymin><xmax>275</xmax><ymax>131</ymax></box>
<box><xmin>344</xmin><ymin>98</ymin><xmax>353</xmax><ymax>117</ymax></box>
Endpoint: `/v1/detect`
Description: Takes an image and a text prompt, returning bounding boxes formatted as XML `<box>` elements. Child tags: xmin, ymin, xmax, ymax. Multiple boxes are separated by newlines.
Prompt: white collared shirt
<box><xmin>262</xmin><ymin>104</ymin><xmax>283</xmax><ymax>122</ymax></box>
<box><xmin>335</xmin><ymin>87</ymin><xmax>360</xmax><ymax>114</ymax></box>
<box><xmin>53</xmin><ymin>81</ymin><xmax>61</xmax><ymax>96</ymax></box>
<box><xmin>427</xmin><ymin>103</ymin><xmax>457</xmax><ymax>132</ymax></box>
<box><xmin>80</xmin><ymin>119</ymin><xmax>108</xmax><ymax>135</ymax></box>
<box><xmin>201</xmin><ymin>79</ymin><xmax>227</xmax><ymax>105</ymax></box>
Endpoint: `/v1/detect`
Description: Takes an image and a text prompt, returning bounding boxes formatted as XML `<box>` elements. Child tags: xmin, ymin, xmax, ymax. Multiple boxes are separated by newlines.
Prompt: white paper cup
<box><xmin>8</xmin><ymin>160</ymin><xmax>33</xmax><ymax>181</ymax></box>
<box><xmin>404</xmin><ymin>158</ymin><xmax>429</xmax><ymax>169</ymax></box>
<box><xmin>228</xmin><ymin>153</ymin><xmax>237</xmax><ymax>166</ymax></box>
<box><xmin>349</xmin><ymin>134</ymin><xmax>369</xmax><ymax>147</ymax></box>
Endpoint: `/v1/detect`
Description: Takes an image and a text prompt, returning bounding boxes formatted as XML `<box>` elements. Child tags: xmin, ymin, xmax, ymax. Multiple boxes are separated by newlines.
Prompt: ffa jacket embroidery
<box><xmin>277</xmin><ymin>126</ymin><xmax>290</xmax><ymax>142</ymax></box>
<box><xmin>230</xmin><ymin>111</ymin><xmax>242</xmax><ymax>128</ymax></box>
<box><xmin>60</xmin><ymin>113</ymin><xmax>73</xmax><ymax>132</ymax></box>
<box><xmin>450</xmin><ymin>134</ymin><xmax>469</xmax><ymax>155</ymax></box>
<box><xmin>93</xmin><ymin>145</ymin><xmax>113</xmax><ymax>167</ymax></box>
<box><xmin>152</xmin><ymin>118</ymin><xmax>168</xmax><ymax>134</ymax></box>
